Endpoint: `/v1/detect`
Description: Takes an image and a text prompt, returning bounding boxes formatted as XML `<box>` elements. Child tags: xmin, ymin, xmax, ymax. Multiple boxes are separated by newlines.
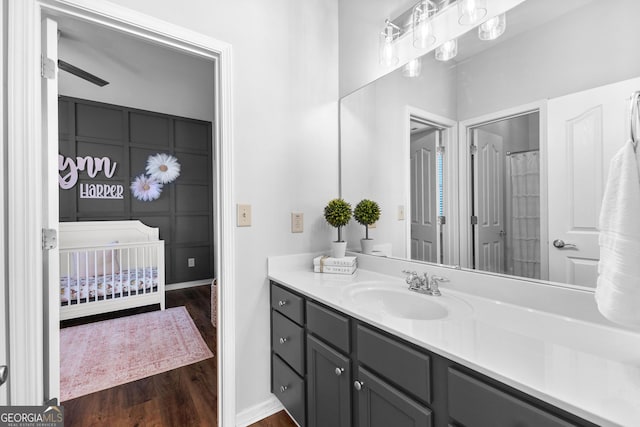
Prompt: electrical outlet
<box><xmin>237</xmin><ymin>204</ymin><xmax>252</xmax><ymax>227</ymax></box>
<box><xmin>188</xmin><ymin>258</ymin><xmax>195</xmax><ymax>268</ymax></box>
<box><xmin>398</xmin><ymin>205</ymin><xmax>405</xmax><ymax>221</ymax></box>
<box><xmin>291</xmin><ymin>212</ymin><xmax>304</xmax><ymax>233</ymax></box>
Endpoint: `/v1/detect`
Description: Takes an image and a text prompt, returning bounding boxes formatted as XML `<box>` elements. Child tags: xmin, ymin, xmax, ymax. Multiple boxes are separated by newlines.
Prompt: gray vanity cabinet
<box><xmin>271</xmin><ymin>285</ymin><xmax>306</xmax><ymax>427</ymax></box>
<box><xmin>270</xmin><ymin>281</ymin><xmax>598</xmax><ymax>427</ymax></box>
<box><xmin>307</xmin><ymin>334</ymin><xmax>351</xmax><ymax>427</ymax></box>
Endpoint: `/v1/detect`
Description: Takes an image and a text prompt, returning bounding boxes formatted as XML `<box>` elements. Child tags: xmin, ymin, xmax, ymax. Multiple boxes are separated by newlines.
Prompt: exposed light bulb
<box><xmin>458</xmin><ymin>0</ymin><xmax>487</xmax><ymax>25</ymax></box>
<box><xmin>412</xmin><ymin>0</ymin><xmax>437</xmax><ymax>49</ymax></box>
<box><xmin>435</xmin><ymin>39</ymin><xmax>457</xmax><ymax>61</ymax></box>
<box><xmin>479</xmin><ymin>14</ymin><xmax>506</xmax><ymax>40</ymax></box>
<box><xmin>379</xmin><ymin>20</ymin><xmax>399</xmax><ymax>66</ymax></box>
<box><xmin>403</xmin><ymin>58</ymin><xmax>422</xmax><ymax>77</ymax></box>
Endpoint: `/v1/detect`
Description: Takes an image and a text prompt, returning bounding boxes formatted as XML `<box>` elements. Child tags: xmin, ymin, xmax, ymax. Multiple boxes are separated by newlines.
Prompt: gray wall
<box><xmin>59</xmin><ymin>97</ymin><xmax>214</xmax><ymax>285</ymax></box>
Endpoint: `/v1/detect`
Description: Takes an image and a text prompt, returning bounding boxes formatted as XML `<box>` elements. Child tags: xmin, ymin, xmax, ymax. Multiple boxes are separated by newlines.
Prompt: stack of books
<box><xmin>313</xmin><ymin>255</ymin><xmax>357</xmax><ymax>275</ymax></box>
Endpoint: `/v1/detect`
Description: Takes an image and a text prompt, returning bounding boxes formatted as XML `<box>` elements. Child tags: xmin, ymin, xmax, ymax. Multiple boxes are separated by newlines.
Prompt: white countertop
<box><xmin>268</xmin><ymin>254</ymin><xmax>640</xmax><ymax>427</ymax></box>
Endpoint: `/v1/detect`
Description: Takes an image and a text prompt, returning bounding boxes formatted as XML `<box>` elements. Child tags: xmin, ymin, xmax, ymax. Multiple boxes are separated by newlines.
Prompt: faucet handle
<box><xmin>402</xmin><ymin>270</ymin><xmax>417</xmax><ymax>275</ymax></box>
<box><xmin>429</xmin><ymin>275</ymin><xmax>449</xmax><ymax>296</ymax></box>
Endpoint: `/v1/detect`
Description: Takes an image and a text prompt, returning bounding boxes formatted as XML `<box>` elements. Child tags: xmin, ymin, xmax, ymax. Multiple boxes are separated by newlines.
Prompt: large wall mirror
<box><xmin>340</xmin><ymin>0</ymin><xmax>640</xmax><ymax>289</ymax></box>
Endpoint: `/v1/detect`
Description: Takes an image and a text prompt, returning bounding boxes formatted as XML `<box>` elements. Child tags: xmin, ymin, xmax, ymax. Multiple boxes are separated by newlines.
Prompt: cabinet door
<box><xmin>307</xmin><ymin>335</ymin><xmax>351</xmax><ymax>427</ymax></box>
<box><xmin>355</xmin><ymin>366</ymin><xmax>432</xmax><ymax>427</ymax></box>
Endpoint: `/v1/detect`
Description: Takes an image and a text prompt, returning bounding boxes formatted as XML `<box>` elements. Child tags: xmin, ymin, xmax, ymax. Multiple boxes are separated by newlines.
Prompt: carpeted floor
<box><xmin>60</xmin><ymin>306</ymin><xmax>213</xmax><ymax>401</ymax></box>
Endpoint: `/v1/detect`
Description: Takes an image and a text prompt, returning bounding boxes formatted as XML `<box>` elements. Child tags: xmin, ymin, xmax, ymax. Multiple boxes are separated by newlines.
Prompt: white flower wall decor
<box><xmin>130</xmin><ymin>174</ymin><xmax>163</xmax><ymax>202</ymax></box>
<box><xmin>146</xmin><ymin>153</ymin><xmax>181</xmax><ymax>184</ymax></box>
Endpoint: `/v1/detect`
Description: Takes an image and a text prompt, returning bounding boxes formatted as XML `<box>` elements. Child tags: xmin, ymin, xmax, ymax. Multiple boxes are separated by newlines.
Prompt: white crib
<box><xmin>59</xmin><ymin>220</ymin><xmax>166</xmax><ymax>320</ymax></box>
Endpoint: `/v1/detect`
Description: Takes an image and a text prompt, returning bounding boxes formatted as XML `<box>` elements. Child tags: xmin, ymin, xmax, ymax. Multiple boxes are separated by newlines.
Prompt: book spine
<box><xmin>314</xmin><ymin>258</ymin><xmax>357</xmax><ymax>267</ymax></box>
<box><xmin>313</xmin><ymin>265</ymin><xmax>356</xmax><ymax>274</ymax></box>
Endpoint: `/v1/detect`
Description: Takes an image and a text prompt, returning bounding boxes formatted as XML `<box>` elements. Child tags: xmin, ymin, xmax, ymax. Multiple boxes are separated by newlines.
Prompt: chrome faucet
<box><xmin>402</xmin><ymin>270</ymin><xmax>449</xmax><ymax>296</ymax></box>
<box><xmin>402</xmin><ymin>270</ymin><xmax>429</xmax><ymax>294</ymax></box>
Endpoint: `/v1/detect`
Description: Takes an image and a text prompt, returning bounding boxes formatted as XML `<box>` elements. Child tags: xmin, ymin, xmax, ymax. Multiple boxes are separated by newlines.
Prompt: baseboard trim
<box><xmin>165</xmin><ymin>279</ymin><xmax>213</xmax><ymax>291</ymax></box>
<box><xmin>235</xmin><ymin>395</ymin><xmax>283</xmax><ymax>427</ymax></box>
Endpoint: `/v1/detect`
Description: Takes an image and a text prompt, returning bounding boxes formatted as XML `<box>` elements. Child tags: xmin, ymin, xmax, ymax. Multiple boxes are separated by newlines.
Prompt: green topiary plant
<box><xmin>353</xmin><ymin>199</ymin><xmax>380</xmax><ymax>240</ymax></box>
<box><xmin>324</xmin><ymin>198</ymin><xmax>352</xmax><ymax>242</ymax></box>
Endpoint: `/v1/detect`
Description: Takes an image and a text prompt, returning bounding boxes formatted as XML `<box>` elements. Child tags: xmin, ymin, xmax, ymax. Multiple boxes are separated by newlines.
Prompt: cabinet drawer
<box><xmin>306</xmin><ymin>300</ymin><xmax>350</xmax><ymax>353</ymax></box>
<box><xmin>356</xmin><ymin>324</ymin><xmax>431</xmax><ymax>404</ymax></box>
<box><xmin>271</xmin><ymin>283</ymin><xmax>304</xmax><ymax>325</ymax></box>
<box><xmin>273</xmin><ymin>354</ymin><xmax>306</xmax><ymax>427</ymax></box>
<box><xmin>448</xmin><ymin>368</ymin><xmax>576</xmax><ymax>427</ymax></box>
<box><xmin>272</xmin><ymin>311</ymin><xmax>305</xmax><ymax>375</ymax></box>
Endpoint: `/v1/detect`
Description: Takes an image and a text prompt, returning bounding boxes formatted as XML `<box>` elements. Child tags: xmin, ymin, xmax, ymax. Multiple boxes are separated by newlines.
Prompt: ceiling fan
<box><xmin>58</xmin><ymin>59</ymin><xmax>109</xmax><ymax>87</ymax></box>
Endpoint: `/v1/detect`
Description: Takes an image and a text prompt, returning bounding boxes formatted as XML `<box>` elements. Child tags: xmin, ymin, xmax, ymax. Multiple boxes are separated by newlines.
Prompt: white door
<box><xmin>547</xmin><ymin>77</ymin><xmax>640</xmax><ymax>287</ymax></box>
<box><xmin>474</xmin><ymin>129</ymin><xmax>505</xmax><ymax>273</ymax></box>
<box><xmin>42</xmin><ymin>17</ymin><xmax>60</xmax><ymax>403</ymax></box>
<box><xmin>410</xmin><ymin>129</ymin><xmax>438</xmax><ymax>262</ymax></box>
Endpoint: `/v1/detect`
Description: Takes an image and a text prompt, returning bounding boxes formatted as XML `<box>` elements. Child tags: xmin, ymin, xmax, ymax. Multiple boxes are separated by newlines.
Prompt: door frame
<box><xmin>404</xmin><ymin>106</ymin><xmax>458</xmax><ymax>265</ymax></box>
<box><xmin>458</xmin><ymin>100</ymin><xmax>548</xmax><ymax>279</ymax></box>
<box><xmin>7</xmin><ymin>1</ymin><xmax>236</xmax><ymax>424</ymax></box>
<box><xmin>0</xmin><ymin>0</ymin><xmax>7</xmax><ymax>407</ymax></box>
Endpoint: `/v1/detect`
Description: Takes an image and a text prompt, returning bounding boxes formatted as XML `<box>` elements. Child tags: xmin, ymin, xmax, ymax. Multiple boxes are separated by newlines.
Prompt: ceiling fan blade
<box><xmin>58</xmin><ymin>60</ymin><xmax>109</xmax><ymax>87</ymax></box>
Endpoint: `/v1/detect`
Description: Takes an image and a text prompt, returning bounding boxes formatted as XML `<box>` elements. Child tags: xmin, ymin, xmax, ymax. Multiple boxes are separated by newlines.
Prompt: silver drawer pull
<box><xmin>353</xmin><ymin>380</ymin><xmax>364</xmax><ymax>391</ymax></box>
<box><xmin>278</xmin><ymin>300</ymin><xmax>288</xmax><ymax>307</ymax></box>
<box><xmin>279</xmin><ymin>337</ymin><xmax>288</xmax><ymax>344</ymax></box>
<box><xmin>334</xmin><ymin>367</ymin><xmax>344</xmax><ymax>376</ymax></box>
<box><xmin>280</xmin><ymin>385</ymin><xmax>288</xmax><ymax>393</ymax></box>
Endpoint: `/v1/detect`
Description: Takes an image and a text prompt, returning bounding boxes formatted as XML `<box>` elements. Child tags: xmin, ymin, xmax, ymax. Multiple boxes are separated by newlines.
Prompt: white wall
<box><xmin>100</xmin><ymin>0</ymin><xmax>339</xmax><ymax>417</ymax></box>
<box><xmin>58</xmin><ymin>18</ymin><xmax>215</xmax><ymax>122</ymax></box>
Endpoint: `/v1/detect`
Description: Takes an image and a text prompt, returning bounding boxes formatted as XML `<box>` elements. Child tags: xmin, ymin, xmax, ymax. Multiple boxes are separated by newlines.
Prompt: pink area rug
<box><xmin>60</xmin><ymin>306</ymin><xmax>213</xmax><ymax>401</ymax></box>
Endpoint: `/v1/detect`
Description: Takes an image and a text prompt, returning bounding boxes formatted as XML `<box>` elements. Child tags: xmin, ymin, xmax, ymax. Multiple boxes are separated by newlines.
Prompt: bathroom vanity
<box><xmin>268</xmin><ymin>253</ymin><xmax>640</xmax><ymax>427</ymax></box>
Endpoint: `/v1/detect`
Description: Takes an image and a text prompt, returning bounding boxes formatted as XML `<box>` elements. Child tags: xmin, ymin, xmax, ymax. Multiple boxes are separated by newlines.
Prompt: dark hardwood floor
<box><xmin>61</xmin><ymin>285</ymin><xmax>295</xmax><ymax>427</ymax></box>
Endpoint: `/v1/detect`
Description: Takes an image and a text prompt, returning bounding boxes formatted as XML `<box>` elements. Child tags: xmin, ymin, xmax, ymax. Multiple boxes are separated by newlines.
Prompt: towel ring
<box><xmin>631</xmin><ymin>91</ymin><xmax>640</xmax><ymax>151</ymax></box>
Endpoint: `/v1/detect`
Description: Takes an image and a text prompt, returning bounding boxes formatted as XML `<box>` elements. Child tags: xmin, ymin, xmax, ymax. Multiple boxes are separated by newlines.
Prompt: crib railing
<box><xmin>59</xmin><ymin>241</ymin><xmax>164</xmax><ymax>306</ymax></box>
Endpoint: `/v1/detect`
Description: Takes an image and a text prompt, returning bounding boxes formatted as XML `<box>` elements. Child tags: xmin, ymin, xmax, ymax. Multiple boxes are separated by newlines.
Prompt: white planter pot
<box><xmin>361</xmin><ymin>238</ymin><xmax>375</xmax><ymax>254</ymax></box>
<box><xmin>331</xmin><ymin>241</ymin><xmax>347</xmax><ymax>259</ymax></box>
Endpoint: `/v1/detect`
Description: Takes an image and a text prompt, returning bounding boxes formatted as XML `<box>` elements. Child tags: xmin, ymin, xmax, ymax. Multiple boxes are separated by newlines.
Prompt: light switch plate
<box><xmin>369</xmin><ymin>221</ymin><xmax>377</xmax><ymax>229</ymax></box>
<box><xmin>188</xmin><ymin>258</ymin><xmax>195</xmax><ymax>268</ymax></box>
<box><xmin>291</xmin><ymin>212</ymin><xmax>304</xmax><ymax>233</ymax></box>
<box><xmin>237</xmin><ymin>204</ymin><xmax>252</xmax><ymax>227</ymax></box>
<box><xmin>398</xmin><ymin>205</ymin><xmax>405</xmax><ymax>221</ymax></box>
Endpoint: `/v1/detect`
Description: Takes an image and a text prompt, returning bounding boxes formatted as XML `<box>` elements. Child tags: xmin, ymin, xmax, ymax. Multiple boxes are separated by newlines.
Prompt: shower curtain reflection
<box><xmin>506</xmin><ymin>150</ymin><xmax>541</xmax><ymax>279</ymax></box>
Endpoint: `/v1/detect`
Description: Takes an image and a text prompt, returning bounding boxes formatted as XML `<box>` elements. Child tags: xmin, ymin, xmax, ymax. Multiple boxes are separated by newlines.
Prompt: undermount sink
<box><xmin>343</xmin><ymin>281</ymin><xmax>470</xmax><ymax>321</ymax></box>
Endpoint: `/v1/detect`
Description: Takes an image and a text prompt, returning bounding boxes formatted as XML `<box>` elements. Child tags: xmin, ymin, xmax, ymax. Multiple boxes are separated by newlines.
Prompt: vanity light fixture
<box><xmin>412</xmin><ymin>0</ymin><xmax>438</xmax><ymax>48</ymax></box>
<box><xmin>380</xmin><ymin>19</ymin><xmax>401</xmax><ymax>66</ymax></box>
<box><xmin>478</xmin><ymin>13</ymin><xmax>506</xmax><ymax>40</ymax></box>
<box><xmin>435</xmin><ymin>39</ymin><xmax>458</xmax><ymax>61</ymax></box>
<box><xmin>403</xmin><ymin>57</ymin><xmax>423</xmax><ymax>77</ymax></box>
<box><xmin>458</xmin><ymin>0</ymin><xmax>487</xmax><ymax>25</ymax></box>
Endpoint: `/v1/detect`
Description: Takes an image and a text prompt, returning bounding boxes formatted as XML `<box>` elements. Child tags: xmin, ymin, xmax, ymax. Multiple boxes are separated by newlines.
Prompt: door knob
<box><xmin>354</xmin><ymin>380</ymin><xmax>364</xmax><ymax>391</ymax></box>
<box><xmin>553</xmin><ymin>239</ymin><xmax>577</xmax><ymax>249</ymax></box>
<box><xmin>0</xmin><ymin>366</ymin><xmax>7</xmax><ymax>386</ymax></box>
<box><xmin>334</xmin><ymin>367</ymin><xmax>344</xmax><ymax>376</ymax></box>
<box><xmin>279</xmin><ymin>337</ymin><xmax>288</xmax><ymax>344</ymax></box>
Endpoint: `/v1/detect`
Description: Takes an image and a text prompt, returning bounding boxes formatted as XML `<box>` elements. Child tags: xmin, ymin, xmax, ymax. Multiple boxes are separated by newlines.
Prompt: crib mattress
<box><xmin>60</xmin><ymin>267</ymin><xmax>159</xmax><ymax>304</ymax></box>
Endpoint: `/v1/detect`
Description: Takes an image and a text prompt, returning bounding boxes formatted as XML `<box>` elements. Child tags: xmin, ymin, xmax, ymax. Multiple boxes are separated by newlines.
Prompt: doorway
<box><xmin>405</xmin><ymin>109</ymin><xmax>457</xmax><ymax>266</ymax></box>
<box><xmin>468</xmin><ymin>111</ymin><xmax>542</xmax><ymax>279</ymax></box>
<box><xmin>7</xmin><ymin>2</ymin><xmax>234</xmax><ymax>424</ymax></box>
<box><xmin>409</xmin><ymin>118</ymin><xmax>445</xmax><ymax>264</ymax></box>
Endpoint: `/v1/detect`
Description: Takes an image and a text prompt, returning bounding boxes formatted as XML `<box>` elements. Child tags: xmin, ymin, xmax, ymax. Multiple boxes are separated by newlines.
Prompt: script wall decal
<box><xmin>58</xmin><ymin>155</ymin><xmax>124</xmax><ymax>199</ymax></box>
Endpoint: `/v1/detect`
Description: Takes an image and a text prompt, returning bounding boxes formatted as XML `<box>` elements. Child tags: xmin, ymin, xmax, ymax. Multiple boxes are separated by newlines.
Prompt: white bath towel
<box><xmin>595</xmin><ymin>140</ymin><xmax>640</xmax><ymax>327</ymax></box>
